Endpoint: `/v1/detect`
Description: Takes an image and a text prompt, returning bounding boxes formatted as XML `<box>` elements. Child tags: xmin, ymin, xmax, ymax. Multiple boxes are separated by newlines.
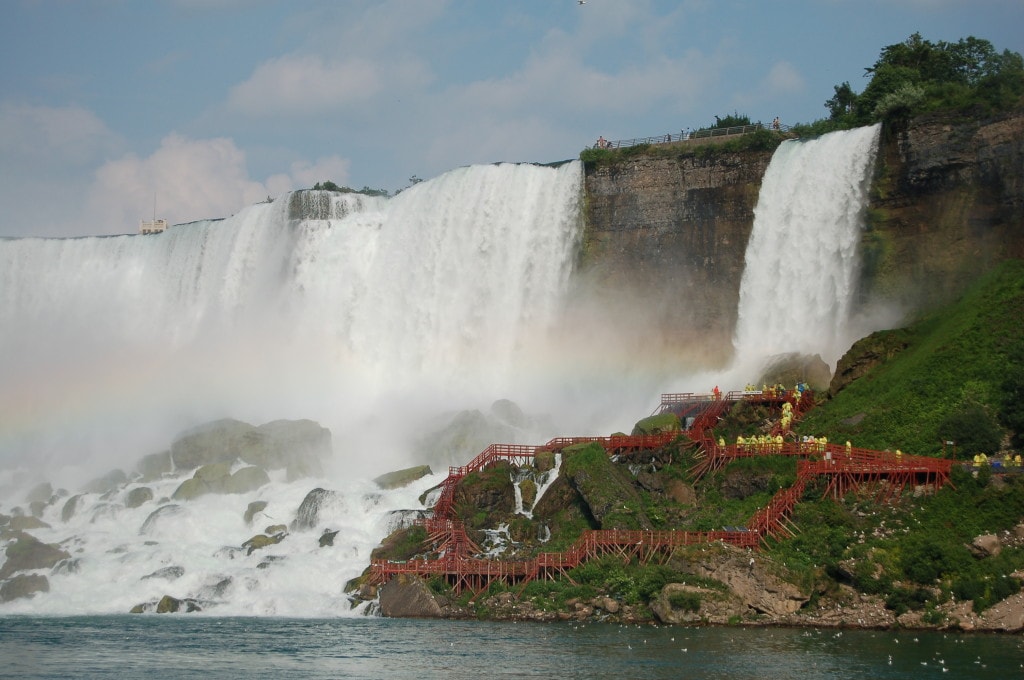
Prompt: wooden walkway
<box><xmin>368</xmin><ymin>389</ymin><xmax>952</xmax><ymax>595</ymax></box>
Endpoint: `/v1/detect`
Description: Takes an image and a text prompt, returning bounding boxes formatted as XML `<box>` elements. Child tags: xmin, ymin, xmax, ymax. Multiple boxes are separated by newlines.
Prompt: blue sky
<box><xmin>2</xmin><ymin>0</ymin><xmax>1022</xmax><ymax>238</ymax></box>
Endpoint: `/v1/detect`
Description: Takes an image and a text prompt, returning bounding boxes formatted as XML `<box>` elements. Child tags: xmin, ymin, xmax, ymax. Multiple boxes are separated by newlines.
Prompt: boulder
<box><xmin>169</xmin><ymin>418</ymin><xmax>255</xmax><ymax>470</ymax></box>
<box><xmin>223</xmin><ymin>466</ymin><xmax>270</xmax><ymax>494</ymax></box>
<box><xmin>292</xmin><ymin>488</ymin><xmax>336</xmax><ymax>531</ymax></box>
<box><xmin>142</xmin><ymin>566</ymin><xmax>185</xmax><ymax>581</ymax></box>
<box><xmin>0</xmin><ymin>573</ymin><xmax>50</xmax><ymax>602</ymax></box>
<box><xmin>125</xmin><ymin>487</ymin><xmax>154</xmax><ymax>509</ymax></box>
<box><xmin>169</xmin><ymin>418</ymin><xmax>330</xmax><ymax>480</ymax></box>
<box><xmin>83</xmin><ymin>469</ymin><xmax>128</xmax><ymax>495</ymax></box>
<box><xmin>139</xmin><ymin>504</ymin><xmax>183</xmax><ymax>535</ymax></box>
<box><xmin>415</xmin><ymin>409</ymin><xmax>516</xmax><ymax>468</ymax></box>
<box><xmin>156</xmin><ymin>594</ymin><xmax>201</xmax><ymax>613</ymax></box>
<box><xmin>562</xmin><ymin>443</ymin><xmax>652</xmax><ymax>530</ymax></box>
<box><xmin>631</xmin><ymin>413</ymin><xmax>680</xmax><ymax>436</ymax></box>
<box><xmin>61</xmin><ymin>495</ymin><xmax>83</xmax><ymax>523</ymax></box>
<box><xmin>830</xmin><ymin>330</ymin><xmax>911</xmax><ymax>396</ymax></box>
<box><xmin>534</xmin><ymin>451</ymin><xmax>555</xmax><ymax>473</ymax></box>
<box><xmin>319</xmin><ymin>529</ymin><xmax>339</xmax><ymax>547</ymax></box>
<box><xmin>0</xmin><ymin>532</ymin><xmax>71</xmax><ymax>579</ymax></box>
<box><xmin>242</xmin><ymin>533</ymin><xmax>285</xmax><ymax>555</ymax></box>
<box><xmin>135</xmin><ymin>450</ymin><xmax>173</xmax><ymax>481</ymax></box>
<box><xmin>9</xmin><ymin>515</ymin><xmax>50</xmax><ymax>531</ymax></box>
<box><xmin>757</xmin><ymin>352</ymin><xmax>832</xmax><ymax>393</ymax></box>
<box><xmin>24</xmin><ymin>482</ymin><xmax>53</xmax><ymax>505</ymax></box>
<box><xmin>970</xmin><ymin>533</ymin><xmax>1002</xmax><ymax>558</ymax></box>
<box><xmin>490</xmin><ymin>399</ymin><xmax>527</xmax><ymax>427</ymax></box>
<box><xmin>244</xmin><ymin>501</ymin><xmax>268</xmax><ymax>526</ymax></box>
<box><xmin>171</xmin><ymin>477</ymin><xmax>206</xmax><ymax>502</ymax></box>
<box><xmin>373</xmin><ymin>465</ymin><xmax>433</xmax><ymax>490</ymax></box>
<box><xmin>379</xmin><ymin>575</ymin><xmax>443</xmax><ymax>618</ymax></box>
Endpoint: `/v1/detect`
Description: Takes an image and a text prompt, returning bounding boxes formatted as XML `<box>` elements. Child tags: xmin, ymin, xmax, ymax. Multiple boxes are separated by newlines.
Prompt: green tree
<box><xmin>826</xmin><ymin>81</ymin><xmax>858</xmax><ymax>120</ymax></box>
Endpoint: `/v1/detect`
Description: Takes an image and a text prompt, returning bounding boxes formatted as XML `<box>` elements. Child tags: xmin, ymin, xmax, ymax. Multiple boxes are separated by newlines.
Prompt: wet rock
<box><xmin>373</xmin><ymin>465</ymin><xmax>433</xmax><ymax>490</ymax></box>
<box><xmin>135</xmin><ymin>450</ymin><xmax>173</xmax><ymax>481</ymax></box>
<box><xmin>61</xmin><ymin>495</ymin><xmax>83</xmax><ymax>523</ymax></box>
<box><xmin>83</xmin><ymin>469</ymin><xmax>128</xmax><ymax>495</ymax></box>
<box><xmin>242</xmin><ymin>533</ymin><xmax>285</xmax><ymax>555</ymax></box>
<box><xmin>142</xmin><ymin>566</ymin><xmax>185</xmax><ymax>581</ymax></box>
<box><xmin>9</xmin><ymin>515</ymin><xmax>49</xmax><ymax>531</ymax></box>
<box><xmin>244</xmin><ymin>501</ymin><xmax>268</xmax><ymax>526</ymax></box>
<box><xmin>631</xmin><ymin>413</ymin><xmax>680</xmax><ymax>436</ymax></box>
<box><xmin>24</xmin><ymin>482</ymin><xmax>54</xmax><ymax>505</ymax></box>
<box><xmin>169</xmin><ymin>418</ymin><xmax>330</xmax><ymax>481</ymax></box>
<box><xmin>125</xmin><ymin>487</ymin><xmax>154</xmax><ymax>509</ymax></box>
<box><xmin>156</xmin><ymin>595</ymin><xmax>201</xmax><ymax>613</ymax></box>
<box><xmin>0</xmin><ymin>532</ymin><xmax>71</xmax><ymax>579</ymax></box>
<box><xmin>223</xmin><ymin>466</ymin><xmax>270</xmax><ymax>494</ymax></box>
<box><xmin>379</xmin><ymin>575</ymin><xmax>443</xmax><ymax>618</ymax></box>
<box><xmin>319</xmin><ymin>529</ymin><xmax>339</xmax><ymax>547</ymax></box>
<box><xmin>139</xmin><ymin>504</ymin><xmax>183</xmax><ymax>535</ymax></box>
<box><xmin>292</xmin><ymin>488</ymin><xmax>336</xmax><ymax>531</ymax></box>
<box><xmin>0</xmin><ymin>573</ymin><xmax>49</xmax><ymax>602</ymax></box>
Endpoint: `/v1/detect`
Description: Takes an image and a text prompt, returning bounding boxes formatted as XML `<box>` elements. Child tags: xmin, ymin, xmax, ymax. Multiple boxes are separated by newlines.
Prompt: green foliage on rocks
<box><xmin>798</xmin><ymin>259</ymin><xmax>1024</xmax><ymax>456</ymax></box>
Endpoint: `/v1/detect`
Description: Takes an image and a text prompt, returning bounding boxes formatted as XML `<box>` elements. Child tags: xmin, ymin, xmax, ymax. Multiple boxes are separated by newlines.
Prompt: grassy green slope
<box><xmin>798</xmin><ymin>259</ymin><xmax>1024</xmax><ymax>456</ymax></box>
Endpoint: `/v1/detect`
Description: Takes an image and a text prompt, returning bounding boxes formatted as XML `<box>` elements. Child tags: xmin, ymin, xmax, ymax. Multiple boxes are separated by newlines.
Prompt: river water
<box><xmin>2</xmin><ymin>616</ymin><xmax>1020</xmax><ymax>679</ymax></box>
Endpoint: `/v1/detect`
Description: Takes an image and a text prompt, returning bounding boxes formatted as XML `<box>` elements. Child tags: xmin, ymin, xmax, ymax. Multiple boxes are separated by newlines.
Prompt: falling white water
<box><xmin>0</xmin><ymin>161</ymin><xmax>589</xmax><ymax>616</ymax></box>
<box><xmin>733</xmin><ymin>124</ymin><xmax>881</xmax><ymax>369</ymax></box>
<box><xmin>0</xmin><ymin>162</ymin><xmax>584</xmax><ymax>481</ymax></box>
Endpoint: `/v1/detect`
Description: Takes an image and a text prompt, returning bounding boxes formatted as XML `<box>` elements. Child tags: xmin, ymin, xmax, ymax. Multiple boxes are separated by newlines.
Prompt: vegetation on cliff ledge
<box><xmin>368</xmin><ymin>260</ymin><xmax>1024</xmax><ymax>628</ymax></box>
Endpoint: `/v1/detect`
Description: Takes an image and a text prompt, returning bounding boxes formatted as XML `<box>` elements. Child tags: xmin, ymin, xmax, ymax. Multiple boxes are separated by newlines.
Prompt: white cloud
<box><xmin>225</xmin><ymin>55</ymin><xmax>383</xmax><ymax>117</ymax></box>
<box><xmin>85</xmin><ymin>135</ymin><xmax>350</xmax><ymax>234</ymax></box>
<box><xmin>0</xmin><ymin>102</ymin><xmax>122</xmax><ymax>168</ymax></box>
<box><xmin>87</xmin><ymin>134</ymin><xmax>269</xmax><ymax>232</ymax></box>
<box><xmin>288</xmin><ymin>156</ymin><xmax>351</xmax><ymax>189</ymax></box>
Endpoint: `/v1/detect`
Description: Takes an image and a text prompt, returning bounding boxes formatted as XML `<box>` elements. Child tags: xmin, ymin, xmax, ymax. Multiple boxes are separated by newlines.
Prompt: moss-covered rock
<box><xmin>631</xmin><ymin>413</ymin><xmax>681</xmax><ymax>436</ymax></box>
<box><xmin>169</xmin><ymin>418</ymin><xmax>331</xmax><ymax>481</ymax></box>
<box><xmin>244</xmin><ymin>501</ymin><xmax>268</xmax><ymax>526</ymax></box>
<box><xmin>60</xmin><ymin>494</ymin><xmax>83</xmax><ymax>523</ymax></box>
<box><xmin>83</xmin><ymin>469</ymin><xmax>128</xmax><ymax>495</ymax></box>
<box><xmin>9</xmin><ymin>515</ymin><xmax>49</xmax><ymax>531</ymax></box>
<box><xmin>0</xmin><ymin>532</ymin><xmax>71</xmax><ymax>579</ymax></box>
<box><xmin>156</xmin><ymin>594</ymin><xmax>201</xmax><ymax>613</ymax></box>
<box><xmin>223</xmin><ymin>466</ymin><xmax>270</xmax><ymax>494</ymax></box>
<box><xmin>242</xmin><ymin>533</ymin><xmax>285</xmax><ymax>555</ymax></box>
<box><xmin>125</xmin><ymin>486</ymin><xmax>154</xmax><ymax>509</ymax></box>
<box><xmin>136</xmin><ymin>450</ymin><xmax>173</xmax><ymax>481</ymax></box>
<box><xmin>0</xmin><ymin>573</ymin><xmax>49</xmax><ymax>602</ymax></box>
<box><xmin>24</xmin><ymin>482</ymin><xmax>53</xmax><ymax>505</ymax></box>
<box><xmin>562</xmin><ymin>442</ymin><xmax>652</xmax><ymax>530</ymax></box>
<box><xmin>373</xmin><ymin>465</ymin><xmax>433</xmax><ymax>490</ymax></box>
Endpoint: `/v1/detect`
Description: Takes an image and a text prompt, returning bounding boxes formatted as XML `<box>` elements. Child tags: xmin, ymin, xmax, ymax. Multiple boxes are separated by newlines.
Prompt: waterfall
<box><xmin>0</xmin><ymin>162</ymin><xmax>584</xmax><ymax>479</ymax></box>
<box><xmin>733</xmin><ymin>124</ymin><xmax>882</xmax><ymax>368</ymax></box>
<box><xmin>0</xmin><ymin>131</ymin><xmax>887</xmax><ymax>616</ymax></box>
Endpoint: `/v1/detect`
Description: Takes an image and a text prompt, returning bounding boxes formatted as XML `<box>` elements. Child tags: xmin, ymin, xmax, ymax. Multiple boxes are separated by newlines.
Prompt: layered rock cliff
<box><xmin>863</xmin><ymin>107</ymin><xmax>1024</xmax><ymax>312</ymax></box>
<box><xmin>578</xmin><ymin>109</ymin><xmax>1024</xmax><ymax>365</ymax></box>
<box><xmin>577</xmin><ymin>147</ymin><xmax>773</xmax><ymax>367</ymax></box>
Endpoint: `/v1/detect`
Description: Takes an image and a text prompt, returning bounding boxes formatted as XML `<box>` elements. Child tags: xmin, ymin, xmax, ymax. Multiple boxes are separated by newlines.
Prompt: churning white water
<box><xmin>733</xmin><ymin>125</ymin><xmax>882</xmax><ymax>369</ymax></box>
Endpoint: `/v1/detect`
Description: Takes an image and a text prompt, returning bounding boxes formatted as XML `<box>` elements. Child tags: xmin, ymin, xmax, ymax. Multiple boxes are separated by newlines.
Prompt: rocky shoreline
<box><xmin>369</xmin><ymin>543</ymin><xmax>1024</xmax><ymax>633</ymax></box>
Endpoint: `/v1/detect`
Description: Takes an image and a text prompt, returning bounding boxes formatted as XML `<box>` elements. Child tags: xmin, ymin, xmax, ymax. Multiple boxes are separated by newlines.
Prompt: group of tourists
<box><xmin>973</xmin><ymin>452</ymin><xmax>1022</xmax><ymax>468</ymax></box>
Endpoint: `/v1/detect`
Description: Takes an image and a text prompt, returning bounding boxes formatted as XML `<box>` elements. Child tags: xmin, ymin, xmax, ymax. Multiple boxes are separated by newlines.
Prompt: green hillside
<box><xmin>798</xmin><ymin>259</ymin><xmax>1024</xmax><ymax>457</ymax></box>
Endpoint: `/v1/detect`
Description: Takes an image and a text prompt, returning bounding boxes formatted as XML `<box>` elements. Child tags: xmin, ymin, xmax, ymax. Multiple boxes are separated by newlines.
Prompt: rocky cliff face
<box><xmin>579</xmin><ymin>110</ymin><xmax>1024</xmax><ymax>365</ymax></box>
<box><xmin>863</xmin><ymin>107</ymin><xmax>1024</xmax><ymax>313</ymax></box>
<box><xmin>578</xmin><ymin>148</ymin><xmax>773</xmax><ymax>367</ymax></box>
